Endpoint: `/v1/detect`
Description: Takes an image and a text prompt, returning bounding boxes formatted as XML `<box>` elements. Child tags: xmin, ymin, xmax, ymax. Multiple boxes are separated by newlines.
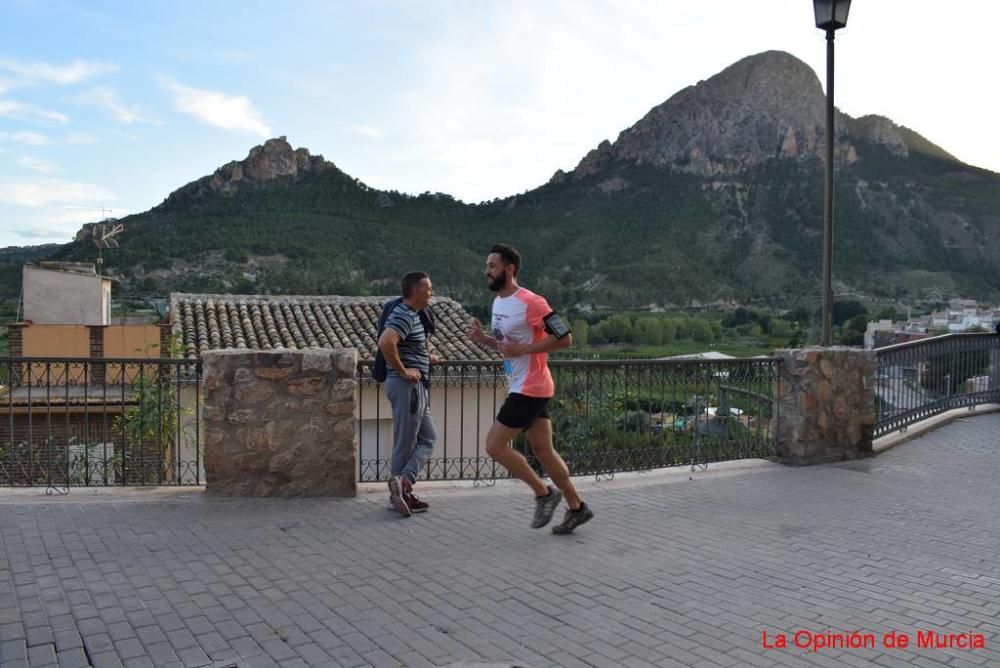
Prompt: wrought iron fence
<box><xmin>874</xmin><ymin>333</ymin><xmax>1000</xmax><ymax>437</ymax></box>
<box><xmin>357</xmin><ymin>357</ymin><xmax>778</xmax><ymax>482</ymax></box>
<box><xmin>1</xmin><ymin>357</ymin><xmax>202</xmax><ymax>488</ymax></box>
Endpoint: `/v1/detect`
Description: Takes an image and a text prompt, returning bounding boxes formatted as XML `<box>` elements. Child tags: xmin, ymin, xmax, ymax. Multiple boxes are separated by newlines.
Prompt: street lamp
<box><xmin>814</xmin><ymin>0</ymin><xmax>851</xmax><ymax>346</ymax></box>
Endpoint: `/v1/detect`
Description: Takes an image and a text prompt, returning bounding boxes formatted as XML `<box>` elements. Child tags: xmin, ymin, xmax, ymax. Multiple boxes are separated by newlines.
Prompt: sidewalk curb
<box><xmin>873</xmin><ymin>403</ymin><xmax>1000</xmax><ymax>454</ymax></box>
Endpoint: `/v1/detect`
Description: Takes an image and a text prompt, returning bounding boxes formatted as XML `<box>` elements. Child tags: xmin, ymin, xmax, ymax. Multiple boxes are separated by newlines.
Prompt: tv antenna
<box><xmin>92</xmin><ymin>221</ymin><xmax>124</xmax><ymax>273</ymax></box>
<box><xmin>64</xmin><ymin>207</ymin><xmax>126</xmax><ymax>273</ymax></box>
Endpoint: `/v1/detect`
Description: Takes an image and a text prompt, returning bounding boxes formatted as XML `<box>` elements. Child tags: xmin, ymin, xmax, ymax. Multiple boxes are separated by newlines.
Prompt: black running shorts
<box><xmin>496</xmin><ymin>393</ymin><xmax>551</xmax><ymax>430</ymax></box>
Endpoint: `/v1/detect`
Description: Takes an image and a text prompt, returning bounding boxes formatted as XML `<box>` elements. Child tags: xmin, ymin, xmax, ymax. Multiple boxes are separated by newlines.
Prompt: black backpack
<box><xmin>371</xmin><ymin>297</ymin><xmax>436</xmax><ymax>383</ymax></box>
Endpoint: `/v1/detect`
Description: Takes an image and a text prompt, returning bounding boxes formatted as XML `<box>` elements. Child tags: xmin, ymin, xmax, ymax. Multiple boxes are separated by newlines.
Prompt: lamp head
<box><xmin>813</xmin><ymin>0</ymin><xmax>851</xmax><ymax>31</ymax></box>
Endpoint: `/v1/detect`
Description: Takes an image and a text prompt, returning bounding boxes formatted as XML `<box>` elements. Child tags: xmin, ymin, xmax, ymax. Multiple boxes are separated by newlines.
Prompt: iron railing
<box><xmin>357</xmin><ymin>358</ymin><xmax>778</xmax><ymax>482</ymax></box>
<box><xmin>874</xmin><ymin>333</ymin><xmax>1000</xmax><ymax>437</ymax></box>
<box><xmin>1</xmin><ymin>357</ymin><xmax>202</xmax><ymax>489</ymax></box>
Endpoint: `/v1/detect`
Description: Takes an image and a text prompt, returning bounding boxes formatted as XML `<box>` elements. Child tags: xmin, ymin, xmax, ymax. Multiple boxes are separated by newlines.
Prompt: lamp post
<box><xmin>814</xmin><ymin>0</ymin><xmax>851</xmax><ymax>346</ymax></box>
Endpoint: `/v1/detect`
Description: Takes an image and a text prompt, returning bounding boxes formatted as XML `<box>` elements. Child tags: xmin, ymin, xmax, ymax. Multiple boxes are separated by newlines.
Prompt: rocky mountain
<box><xmin>161</xmin><ymin>136</ymin><xmax>331</xmax><ymax>203</ymax></box>
<box><xmin>30</xmin><ymin>50</ymin><xmax>1000</xmax><ymax>311</ymax></box>
<box><xmin>564</xmin><ymin>50</ymin><xmax>953</xmax><ymax>179</ymax></box>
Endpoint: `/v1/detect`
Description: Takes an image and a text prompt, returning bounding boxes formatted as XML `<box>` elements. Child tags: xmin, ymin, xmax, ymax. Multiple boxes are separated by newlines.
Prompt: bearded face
<box><xmin>485</xmin><ymin>252</ymin><xmax>511</xmax><ymax>292</ymax></box>
<box><xmin>488</xmin><ymin>271</ymin><xmax>508</xmax><ymax>292</ymax></box>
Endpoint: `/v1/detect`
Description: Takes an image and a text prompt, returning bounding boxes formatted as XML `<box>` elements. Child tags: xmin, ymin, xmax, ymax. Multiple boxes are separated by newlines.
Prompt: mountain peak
<box><xmin>568</xmin><ymin>50</ymin><xmax>833</xmax><ymax>179</ymax></box>
<box><xmin>160</xmin><ymin>136</ymin><xmax>335</xmax><ymax>206</ymax></box>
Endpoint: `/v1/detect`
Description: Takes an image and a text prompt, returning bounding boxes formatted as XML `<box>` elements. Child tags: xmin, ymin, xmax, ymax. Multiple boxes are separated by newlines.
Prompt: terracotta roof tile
<box><xmin>169</xmin><ymin>293</ymin><xmax>498</xmax><ymax>362</ymax></box>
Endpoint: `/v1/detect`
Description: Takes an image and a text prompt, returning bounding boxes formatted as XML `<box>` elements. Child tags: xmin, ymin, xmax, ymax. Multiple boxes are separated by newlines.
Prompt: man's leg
<box><xmin>401</xmin><ymin>384</ymin><xmax>436</xmax><ymax>483</ymax></box>
<box><xmin>524</xmin><ymin>417</ymin><xmax>582</xmax><ymax>510</ymax></box>
<box><xmin>485</xmin><ymin>420</ymin><xmax>548</xmax><ymax>496</ymax></box>
<box><xmin>525</xmin><ymin>417</ymin><xmax>594</xmax><ymax>534</ymax></box>
<box><xmin>384</xmin><ymin>377</ymin><xmax>419</xmax><ymax>516</ymax></box>
<box><xmin>486</xmin><ymin>419</ymin><xmax>565</xmax><ymax>528</ymax></box>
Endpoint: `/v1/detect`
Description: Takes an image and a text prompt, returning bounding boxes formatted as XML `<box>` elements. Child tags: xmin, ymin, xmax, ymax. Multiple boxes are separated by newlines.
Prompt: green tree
<box><xmin>634</xmin><ymin>318</ymin><xmax>662</xmax><ymax>345</ymax></box>
<box><xmin>687</xmin><ymin>319</ymin><xmax>713</xmax><ymax>343</ymax></box>
<box><xmin>832</xmin><ymin>300</ymin><xmax>868</xmax><ymax>326</ymax></box>
<box><xmin>768</xmin><ymin>318</ymin><xmax>793</xmax><ymax>339</ymax></box>
<box><xmin>661</xmin><ymin>318</ymin><xmax>678</xmax><ymax>344</ymax></box>
<box><xmin>571</xmin><ymin>319</ymin><xmax>589</xmax><ymax>346</ymax></box>
<box><xmin>602</xmin><ymin>314</ymin><xmax>635</xmax><ymax>343</ymax></box>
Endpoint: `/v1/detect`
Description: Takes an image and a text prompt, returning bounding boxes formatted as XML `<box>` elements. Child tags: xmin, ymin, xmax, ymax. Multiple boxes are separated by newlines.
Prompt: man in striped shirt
<box><xmin>378</xmin><ymin>272</ymin><xmax>438</xmax><ymax>517</ymax></box>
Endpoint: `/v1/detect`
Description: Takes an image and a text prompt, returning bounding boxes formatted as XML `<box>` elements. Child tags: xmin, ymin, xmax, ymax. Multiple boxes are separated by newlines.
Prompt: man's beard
<box><xmin>488</xmin><ymin>273</ymin><xmax>508</xmax><ymax>292</ymax></box>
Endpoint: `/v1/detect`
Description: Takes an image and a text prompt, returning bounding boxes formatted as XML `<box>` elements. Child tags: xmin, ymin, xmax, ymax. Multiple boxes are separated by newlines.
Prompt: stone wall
<box><xmin>775</xmin><ymin>348</ymin><xmax>875</xmax><ymax>465</ymax></box>
<box><xmin>202</xmin><ymin>348</ymin><xmax>357</xmax><ymax>496</ymax></box>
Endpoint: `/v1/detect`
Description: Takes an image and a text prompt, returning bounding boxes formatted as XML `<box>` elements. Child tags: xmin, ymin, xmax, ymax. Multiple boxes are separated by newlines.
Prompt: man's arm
<box><xmin>466</xmin><ymin>318</ymin><xmax>500</xmax><ymax>351</ymax></box>
<box><xmin>378</xmin><ymin>328</ymin><xmax>421</xmax><ymax>382</ymax></box>
<box><xmin>498</xmin><ymin>333</ymin><xmax>572</xmax><ymax>357</ymax></box>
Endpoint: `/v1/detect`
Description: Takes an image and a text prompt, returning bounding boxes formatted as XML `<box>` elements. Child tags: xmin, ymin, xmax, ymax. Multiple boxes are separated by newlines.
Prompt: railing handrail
<box><xmin>874</xmin><ymin>331</ymin><xmax>997</xmax><ymax>354</ymax></box>
<box><xmin>0</xmin><ymin>356</ymin><xmax>195</xmax><ymax>364</ymax></box>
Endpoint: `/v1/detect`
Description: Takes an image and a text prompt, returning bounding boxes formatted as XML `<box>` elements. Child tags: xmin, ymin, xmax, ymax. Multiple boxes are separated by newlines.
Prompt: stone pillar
<box><xmin>775</xmin><ymin>348</ymin><xmax>875</xmax><ymax>465</ymax></box>
<box><xmin>202</xmin><ymin>348</ymin><xmax>357</xmax><ymax>496</ymax></box>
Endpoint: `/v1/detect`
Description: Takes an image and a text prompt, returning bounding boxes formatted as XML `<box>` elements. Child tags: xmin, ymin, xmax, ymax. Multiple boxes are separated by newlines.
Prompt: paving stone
<box><xmin>91</xmin><ymin>650</ymin><xmax>127</xmax><ymax>668</ymax></box>
<box><xmin>26</xmin><ymin>642</ymin><xmax>58</xmax><ymax>666</ymax></box>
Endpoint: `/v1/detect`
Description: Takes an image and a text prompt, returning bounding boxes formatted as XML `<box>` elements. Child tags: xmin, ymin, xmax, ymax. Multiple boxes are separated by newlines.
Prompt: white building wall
<box><xmin>23</xmin><ymin>265</ymin><xmax>110</xmax><ymax>325</ymax></box>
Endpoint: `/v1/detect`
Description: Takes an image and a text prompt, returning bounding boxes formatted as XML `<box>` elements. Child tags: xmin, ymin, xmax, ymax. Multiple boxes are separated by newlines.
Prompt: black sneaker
<box><xmin>388</xmin><ymin>475</ymin><xmax>411</xmax><ymax>517</ymax></box>
<box><xmin>531</xmin><ymin>486</ymin><xmax>563</xmax><ymax>529</ymax></box>
<box><xmin>552</xmin><ymin>503</ymin><xmax>594</xmax><ymax>535</ymax></box>
<box><xmin>405</xmin><ymin>492</ymin><xmax>429</xmax><ymax>513</ymax></box>
<box><xmin>401</xmin><ymin>477</ymin><xmax>429</xmax><ymax>513</ymax></box>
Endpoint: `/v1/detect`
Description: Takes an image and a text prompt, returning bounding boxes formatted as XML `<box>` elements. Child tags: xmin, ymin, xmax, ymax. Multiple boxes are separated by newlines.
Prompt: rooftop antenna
<box><xmin>90</xmin><ymin>212</ymin><xmax>124</xmax><ymax>275</ymax></box>
<box><xmin>65</xmin><ymin>206</ymin><xmax>125</xmax><ymax>274</ymax></box>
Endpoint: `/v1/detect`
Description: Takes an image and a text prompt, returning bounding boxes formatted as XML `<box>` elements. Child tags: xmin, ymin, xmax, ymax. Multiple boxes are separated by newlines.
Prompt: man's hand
<box><xmin>400</xmin><ymin>367</ymin><xmax>422</xmax><ymax>383</ymax></box>
<box><xmin>499</xmin><ymin>340</ymin><xmax>529</xmax><ymax>357</ymax></box>
<box><xmin>429</xmin><ymin>352</ymin><xmax>442</xmax><ymax>366</ymax></box>
<box><xmin>467</xmin><ymin>317</ymin><xmax>485</xmax><ymax>344</ymax></box>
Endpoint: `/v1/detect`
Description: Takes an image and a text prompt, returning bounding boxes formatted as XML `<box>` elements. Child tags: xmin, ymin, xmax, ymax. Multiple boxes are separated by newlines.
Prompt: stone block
<box><xmin>203</xmin><ymin>348</ymin><xmax>358</xmax><ymax>497</ymax></box>
<box><xmin>775</xmin><ymin>347</ymin><xmax>875</xmax><ymax>465</ymax></box>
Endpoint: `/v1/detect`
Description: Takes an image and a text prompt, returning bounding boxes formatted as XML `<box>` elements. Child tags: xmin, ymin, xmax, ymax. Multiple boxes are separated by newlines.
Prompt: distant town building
<box><xmin>866</xmin><ymin>299</ymin><xmax>1000</xmax><ymax>349</ymax></box>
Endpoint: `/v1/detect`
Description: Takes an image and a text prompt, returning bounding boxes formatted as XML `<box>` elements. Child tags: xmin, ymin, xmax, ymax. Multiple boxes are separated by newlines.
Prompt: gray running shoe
<box><xmin>552</xmin><ymin>503</ymin><xmax>594</xmax><ymax>535</ymax></box>
<box><xmin>531</xmin><ymin>486</ymin><xmax>562</xmax><ymax>528</ymax></box>
<box><xmin>388</xmin><ymin>475</ymin><xmax>411</xmax><ymax>517</ymax></box>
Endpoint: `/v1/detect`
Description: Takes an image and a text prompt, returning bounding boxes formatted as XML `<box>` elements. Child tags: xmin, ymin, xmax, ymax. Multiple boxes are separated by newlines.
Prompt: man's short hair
<box><xmin>401</xmin><ymin>271</ymin><xmax>429</xmax><ymax>298</ymax></box>
<box><xmin>490</xmin><ymin>243</ymin><xmax>521</xmax><ymax>277</ymax></box>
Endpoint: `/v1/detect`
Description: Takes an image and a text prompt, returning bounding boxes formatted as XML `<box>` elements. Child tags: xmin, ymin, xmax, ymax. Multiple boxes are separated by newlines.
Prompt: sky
<box><xmin>1</xmin><ymin>0</ymin><xmax>998</xmax><ymax>250</ymax></box>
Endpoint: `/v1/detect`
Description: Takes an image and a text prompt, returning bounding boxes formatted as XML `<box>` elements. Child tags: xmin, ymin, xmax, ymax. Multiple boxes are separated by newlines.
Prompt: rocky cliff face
<box><xmin>160</xmin><ymin>136</ymin><xmax>333</xmax><ymax>205</ymax></box>
<box><xmin>564</xmin><ymin>51</ymin><xmax>931</xmax><ymax>181</ymax></box>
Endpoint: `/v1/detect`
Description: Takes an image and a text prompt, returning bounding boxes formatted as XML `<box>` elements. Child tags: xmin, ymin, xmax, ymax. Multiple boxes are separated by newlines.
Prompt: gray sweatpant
<box><xmin>384</xmin><ymin>376</ymin><xmax>436</xmax><ymax>483</ymax></box>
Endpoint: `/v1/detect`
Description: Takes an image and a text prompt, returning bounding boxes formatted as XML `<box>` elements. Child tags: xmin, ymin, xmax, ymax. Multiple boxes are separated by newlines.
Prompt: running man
<box><xmin>467</xmin><ymin>244</ymin><xmax>594</xmax><ymax>534</ymax></box>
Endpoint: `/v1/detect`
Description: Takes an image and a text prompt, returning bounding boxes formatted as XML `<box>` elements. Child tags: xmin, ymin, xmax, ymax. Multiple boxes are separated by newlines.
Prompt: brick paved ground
<box><xmin>1</xmin><ymin>413</ymin><xmax>998</xmax><ymax>668</ymax></box>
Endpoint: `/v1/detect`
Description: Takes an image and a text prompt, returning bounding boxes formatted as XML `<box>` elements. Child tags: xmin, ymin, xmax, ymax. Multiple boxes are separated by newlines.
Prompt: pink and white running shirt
<box><xmin>490</xmin><ymin>288</ymin><xmax>555</xmax><ymax>398</ymax></box>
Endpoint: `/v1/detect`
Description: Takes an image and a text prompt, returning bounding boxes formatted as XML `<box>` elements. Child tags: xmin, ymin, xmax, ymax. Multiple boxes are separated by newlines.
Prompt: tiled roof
<box><xmin>169</xmin><ymin>293</ymin><xmax>498</xmax><ymax>362</ymax></box>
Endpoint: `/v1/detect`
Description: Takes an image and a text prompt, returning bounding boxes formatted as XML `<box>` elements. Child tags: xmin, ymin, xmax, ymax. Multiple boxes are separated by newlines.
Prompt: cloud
<box><xmin>0</xmin><ymin>100</ymin><xmax>68</xmax><ymax>123</ymax></box>
<box><xmin>0</xmin><ymin>58</ymin><xmax>116</xmax><ymax>85</ymax></box>
<box><xmin>350</xmin><ymin>125</ymin><xmax>385</xmax><ymax>140</ymax></box>
<box><xmin>0</xmin><ymin>178</ymin><xmax>114</xmax><ymax>208</ymax></box>
<box><xmin>0</xmin><ymin>131</ymin><xmax>51</xmax><ymax>145</ymax></box>
<box><xmin>12</xmin><ymin>206</ymin><xmax>129</xmax><ymax>242</ymax></box>
<box><xmin>74</xmin><ymin>86</ymin><xmax>153</xmax><ymax>124</ymax></box>
<box><xmin>17</xmin><ymin>156</ymin><xmax>59</xmax><ymax>174</ymax></box>
<box><xmin>162</xmin><ymin>80</ymin><xmax>270</xmax><ymax>137</ymax></box>
<box><xmin>378</xmin><ymin>1</ymin><xmax>817</xmax><ymax>202</ymax></box>
<box><xmin>66</xmin><ymin>132</ymin><xmax>100</xmax><ymax>144</ymax></box>
<box><xmin>14</xmin><ymin>228</ymin><xmax>72</xmax><ymax>239</ymax></box>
